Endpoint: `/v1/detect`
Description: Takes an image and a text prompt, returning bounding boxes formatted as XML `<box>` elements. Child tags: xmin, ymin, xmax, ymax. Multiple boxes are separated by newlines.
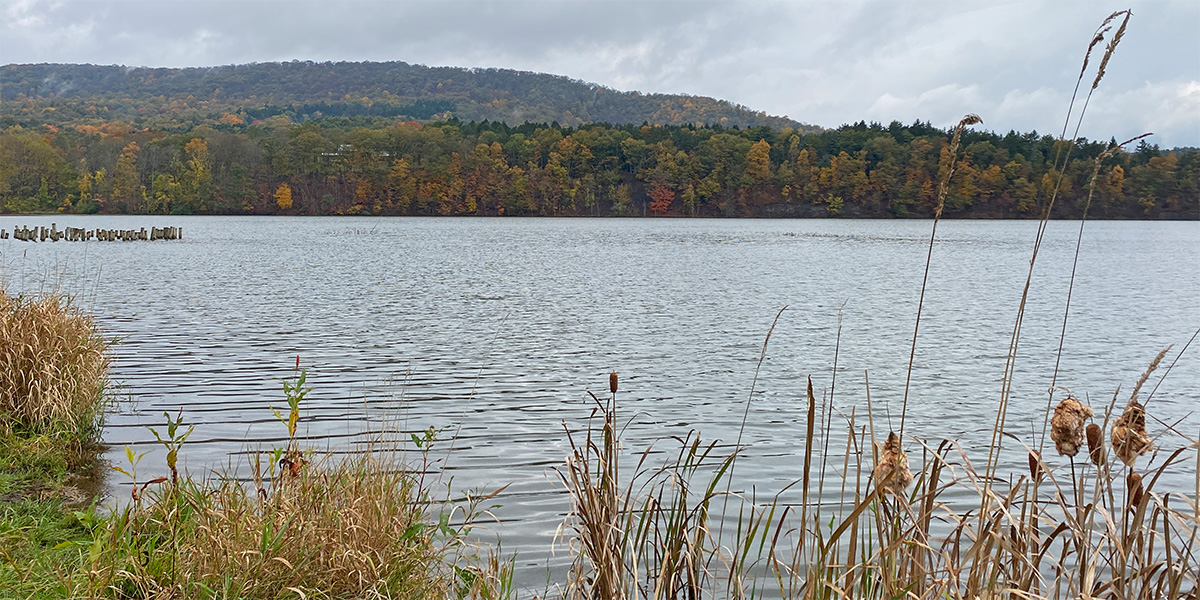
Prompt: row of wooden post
<box><xmin>1</xmin><ymin>224</ymin><xmax>181</xmax><ymax>242</ymax></box>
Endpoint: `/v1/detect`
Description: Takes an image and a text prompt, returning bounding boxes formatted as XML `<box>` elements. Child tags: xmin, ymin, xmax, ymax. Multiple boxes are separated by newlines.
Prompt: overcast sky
<box><xmin>2</xmin><ymin>0</ymin><xmax>1198</xmax><ymax>147</ymax></box>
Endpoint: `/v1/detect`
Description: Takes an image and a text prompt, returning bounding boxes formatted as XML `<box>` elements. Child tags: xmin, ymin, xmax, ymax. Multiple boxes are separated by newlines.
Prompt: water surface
<box><xmin>3</xmin><ymin>216</ymin><xmax>1197</xmax><ymax>591</ymax></box>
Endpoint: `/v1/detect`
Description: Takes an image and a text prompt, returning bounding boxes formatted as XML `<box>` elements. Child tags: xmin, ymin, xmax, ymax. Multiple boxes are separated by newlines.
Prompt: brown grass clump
<box><xmin>874</xmin><ymin>431</ymin><xmax>913</xmax><ymax>496</ymax></box>
<box><xmin>1050</xmin><ymin>394</ymin><xmax>1093</xmax><ymax>457</ymax></box>
<box><xmin>0</xmin><ymin>290</ymin><xmax>110</xmax><ymax>436</ymax></box>
<box><xmin>90</xmin><ymin>448</ymin><xmax>506</xmax><ymax>599</ymax></box>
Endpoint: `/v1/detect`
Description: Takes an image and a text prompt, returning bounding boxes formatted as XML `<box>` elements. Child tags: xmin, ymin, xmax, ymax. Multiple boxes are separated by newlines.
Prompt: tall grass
<box><xmin>554</xmin><ymin>11</ymin><xmax>1198</xmax><ymax>599</ymax></box>
<box><xmin>0</xmin><ymin>289</ymin><xmax>110</xmax><ymax>441</ymax></box>
<box><xmin>81</xmin><ymin>372</ymin><xmax>512</xmax><ymax>599</ymax></box>
<box><xmin>0</xmin><ymin>290</ymin><xmax>111</xmax><ymax>599</ymax></box>
<box><xmin>557</xmin><ymin>356</ymin><xmax>1198</xmax><ymax>599</ymax></box>
<box><xmin>88</xmin><ymin>452</ymin><xmax>508</xmax><ymax>599</ymax></box>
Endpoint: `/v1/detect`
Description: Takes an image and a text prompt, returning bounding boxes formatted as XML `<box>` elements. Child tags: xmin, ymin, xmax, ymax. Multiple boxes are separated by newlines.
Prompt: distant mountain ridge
<box><xmin>0</xmin><ymin>61</ymin><xmax>814</xmax><ymax>131</ymax></box>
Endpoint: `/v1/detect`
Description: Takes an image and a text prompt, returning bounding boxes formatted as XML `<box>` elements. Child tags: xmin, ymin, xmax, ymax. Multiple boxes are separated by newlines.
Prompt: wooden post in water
<box><xmin>3</xmin><ymin>224</ymin><xmax>184</xmax><ymax>243</ymax></box>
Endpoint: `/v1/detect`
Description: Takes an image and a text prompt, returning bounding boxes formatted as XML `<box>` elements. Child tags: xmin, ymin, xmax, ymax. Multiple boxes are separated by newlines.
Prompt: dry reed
<box><xmin>0</xmin><ymin>289</ymin><xmax>110</xmax><ymax>437</ymax></box>
<box><xmin>87</xmin><ymin>440</ymin><xmax>506</xmax><ymax>599</ymax></box>
<box><xmin>79</xmin><ymin>366</ymin><xmax>509</xmax><ymax>599</ymax></box>
<box><xmin>547</xmin><ymin>14</ymin><xmax>1200</xmax><ymax>600</ymax></box>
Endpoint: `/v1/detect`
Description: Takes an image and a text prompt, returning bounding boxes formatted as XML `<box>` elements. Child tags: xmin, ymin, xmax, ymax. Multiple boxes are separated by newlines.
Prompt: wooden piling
<box><xmin>4</xmin><ymin>223</ymin><xmax>186</xmax><ymax>243</ymax></box>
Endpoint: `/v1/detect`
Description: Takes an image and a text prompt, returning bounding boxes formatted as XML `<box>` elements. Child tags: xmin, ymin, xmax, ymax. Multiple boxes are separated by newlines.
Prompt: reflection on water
<box><xmin>2</xmin><ymin>216</ymin><xmax>1198</xmax><ymax>591</ymax></box>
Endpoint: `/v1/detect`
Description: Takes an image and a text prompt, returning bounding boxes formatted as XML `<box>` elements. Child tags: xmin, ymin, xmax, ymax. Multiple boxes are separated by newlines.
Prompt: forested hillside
<box><xmin>2</xmin><ymin>116</ymin><xmax>1194</xmax><ymax>219</ymax></box>
<box><xmin>1</xmin><ymin>62</ymin><xmax>806</xmax><ymax>131</ymax></box>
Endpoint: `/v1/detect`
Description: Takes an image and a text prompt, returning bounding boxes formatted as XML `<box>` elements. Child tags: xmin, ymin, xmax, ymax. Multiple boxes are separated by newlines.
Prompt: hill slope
<box><xmin>0</xmin><ymin>62</ymin><xmax>813</xmax><ymax>131</ymax></box>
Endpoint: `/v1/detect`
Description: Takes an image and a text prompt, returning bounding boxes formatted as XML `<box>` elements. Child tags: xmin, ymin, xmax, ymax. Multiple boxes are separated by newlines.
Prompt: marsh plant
<box><xmin>554</xmin><ymin>11</ymin><xmax>1197</xmax><ymax>599</ymax></box>
<box><xmin>0</xmin><ymin>289</ymin><xmax>110</xmax><ymax>443</ymax></box>
<box><xmin>85</xmin><ymin>369</ymin><xmax>512</xmax><ymax>599</ymax></box>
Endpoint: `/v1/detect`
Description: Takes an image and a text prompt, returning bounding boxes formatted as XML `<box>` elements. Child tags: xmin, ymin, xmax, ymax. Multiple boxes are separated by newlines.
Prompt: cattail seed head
<box><xmin>874</xmin><ymin>431</ymin><xmax>913</xmax><ymax>496</ymax></box>
<box><xmin>1127</xmin><ymin>471</ymin><xmax>1144</xmax><ymax>507</ymax></box>
<box><xmin>1086</xmin><ymin>423</ymin><xmax>1105</xmax><ymax>466</ymax></box>
<box><xmin>1112</xmin><ymin>400</ymin><xmax>1153</xmax><ymax>466</ymax></box>
<box><xmin>609</xmin><ymin>372</ymin><xmax>618</xmax><ymax>394</ymax></box>
<box><xmin>1050</xmin><ymin>395</ymin><xmax>1093</xmax><ymax>457</ymax></box>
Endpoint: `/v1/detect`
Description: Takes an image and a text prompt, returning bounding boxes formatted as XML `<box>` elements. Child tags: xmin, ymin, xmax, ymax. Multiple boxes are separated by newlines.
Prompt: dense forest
<box><xmin>1</xmin><ymin>62</ymin><xmax>807</xmax><ymax>131</ymax></box>
<box><xmin>1</xmin><ymin>117</ymin><xmax>1194</xmax><ymax>219</ymax></box>
<box><xmin>0</xmin><ymin>63</ymin><xmax>1195</xmax><ymax>219</ymax></box>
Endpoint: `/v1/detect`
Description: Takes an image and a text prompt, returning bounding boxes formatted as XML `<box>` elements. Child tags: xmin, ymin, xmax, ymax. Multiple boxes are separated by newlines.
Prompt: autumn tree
<box><xmin>148</xmin><ymin>173</ymin><xmax>179</xmax><ymax>214</ymax></box>
<box><xmin>386</xmin><ymin>158</ymin><xmax>417</xmax><ymax>214</ymax></box>
<box><xmin>275</xmin><ymin>183</ymin><xmax>293</xmax><ymax>211</ymax></box>
<box><xmin>0</xmin><ymin>130</ymin><xmax>75</xmax><ymax>213</ymax></box>
<box><xmin>745</xmin><ymin>139</ymin><xmax>773</xmax><ymax>184</ymax></box>
<box><xmin>2</xmin><ymin>115</ymin><xmax>1194</xmax><ymax>219</ymax></box>
<box><xmin>648</xmin><ymin>182</ymin><xmax>674</xmax><ymax>214</ymax></box>
<box><xmin>111</xmin><ymin>141</ymin><xmax>143</xmax><ymax>213</ymax></box>
<box><xmin>179</xmin><ymin>138</ymin><xmax>213</xmax><ymax>213</ymax></box>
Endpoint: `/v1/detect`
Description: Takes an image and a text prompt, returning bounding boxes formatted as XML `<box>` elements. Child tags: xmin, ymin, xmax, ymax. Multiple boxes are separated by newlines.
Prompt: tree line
<box><xmin>1</xmin><ymin>118</ymin><xmax>1195</xmax><ymax>219</ymax></box>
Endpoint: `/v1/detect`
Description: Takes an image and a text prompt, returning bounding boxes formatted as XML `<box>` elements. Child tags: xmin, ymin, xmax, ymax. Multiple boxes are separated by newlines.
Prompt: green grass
<box><xmin>1</xmin><ymin>289</ymin><xmax>110</xmax><ymax>599</ymax></box>
<box><xmin>0</xmin><ymin>426</ymin><xmax>105</xmax><ymax>600</ymax></box>
<box><xmin>0</xmin><ymin>287</ymin><xmax>511</xmax><ymax>598</ymax></box>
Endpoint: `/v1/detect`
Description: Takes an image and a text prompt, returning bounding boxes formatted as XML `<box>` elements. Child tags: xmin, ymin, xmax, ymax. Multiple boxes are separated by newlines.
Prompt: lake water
<box><xmin>2</xmin><ymin>216</ymin><xmax>1198</xmax><ymax>592</ymax></box>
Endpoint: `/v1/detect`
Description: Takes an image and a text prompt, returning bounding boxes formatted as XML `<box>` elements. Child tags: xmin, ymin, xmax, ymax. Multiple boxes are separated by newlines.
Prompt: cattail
<box><xmin>1028</xmin><ymin>450</ymin><xmax>1043</xmax><ymax>481</ymax></box>
<box><xmin>874</xmin><ymin>431</ymin><xmax>913</xmax><ymax>496</ymax></box>
<box><xmin>1086</xmin><ymin>423</ymin><xmax>1105</xmax><ymax>466</ymax></box>
<box><xmin>1127</xmin><ymin>471</ymin><xmax>1144</xmax><ymax>507</ymax></box>
<box><xmin>1112</xmin><ymin>400</ymin><xmax>1153</xmax><ymax>466</ymax></box>
<box><xmin>1050</xmin><ymin>394</ymin><xmax>1093</xmax><ymax>457</ymax></box>
<box><xmin>609</xmin><ymin>372</ymin><xmax>618</xmax><ymax>394</ymax></box>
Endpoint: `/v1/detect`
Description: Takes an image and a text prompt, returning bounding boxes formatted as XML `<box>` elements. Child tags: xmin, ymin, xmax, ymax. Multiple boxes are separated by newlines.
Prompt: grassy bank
<box><xmin>1</xmin><ymin>290</ymin><xmax>110</xmax><ymax>598</ymax></box>
<box><xmin>0</xmin><ymin>292</ymin><xmax>509</xmax><ymax>599</ymax></box>
<box><xmin>84</xmin><ymin>372</ymin><xmax>511</xmax><ymax>599</ymax></box>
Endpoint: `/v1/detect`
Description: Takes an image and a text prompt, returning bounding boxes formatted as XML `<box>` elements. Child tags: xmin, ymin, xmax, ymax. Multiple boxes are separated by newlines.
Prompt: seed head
<box><xmin>1086</xmin><ymin>423</ymin><xmax>1105</xmax><ymax>466</ymax></box>
<box><xmin>1112</xmin><ymin>400</ymin><xmax>1153</xmax><ymax>467</ymax></box>
<box><xmin>1127</xmin><ymin>471</ymin><xmax>1144</xmax><ymax>507</ymax></box>
<box><xmin>1050</xmin><ymin>395</ymin><xmax>1093</xmax><ymax>457</ymax></box>
<box><xmin>609</xmin><ymin>372</ymin><xmax>618</xmax><ymax>394</ymax></box>
<box><xmin>874</xmin><ymin>431</ymin><xmax>913</xmax><ymax>496</ymax></box>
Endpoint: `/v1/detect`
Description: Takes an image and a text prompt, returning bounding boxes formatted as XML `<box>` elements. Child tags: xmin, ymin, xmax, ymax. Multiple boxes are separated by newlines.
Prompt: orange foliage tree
<box><xmin>648</xmin><ymin>182</ymin><xmax>674</xmax><ymax>214</ymax></box>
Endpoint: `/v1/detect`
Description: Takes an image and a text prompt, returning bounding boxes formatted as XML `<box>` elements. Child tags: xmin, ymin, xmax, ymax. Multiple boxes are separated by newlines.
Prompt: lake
<box><xmin>2</xmin><ymin>216</ymin><xmax>1198</xmax><ymax>591</ymax></box>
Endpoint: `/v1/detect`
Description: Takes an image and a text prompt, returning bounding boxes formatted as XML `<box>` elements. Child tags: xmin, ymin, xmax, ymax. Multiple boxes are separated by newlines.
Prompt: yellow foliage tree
<box><xmin>275</xmin><ymin>183</ymin><xmax>293</xmax><ymax>211</ymax></box>
<box><xmin>745</xmin><ymin>139</ymin><xmax>773</xmax><ymax>184</ymax></box>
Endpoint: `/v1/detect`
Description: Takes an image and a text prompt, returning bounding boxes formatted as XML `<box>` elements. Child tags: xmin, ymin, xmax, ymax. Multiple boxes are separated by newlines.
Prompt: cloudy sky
<box><xmin>3</xmin><ymin>0</ymin><xmax>1198</xmax><ymax>146</ymax></box>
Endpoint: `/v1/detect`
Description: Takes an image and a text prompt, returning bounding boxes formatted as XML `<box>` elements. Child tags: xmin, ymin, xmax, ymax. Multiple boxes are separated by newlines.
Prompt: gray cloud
<box><xmin>2</xmin><ymin>0</ymin><xmax>1197</xmax><ymax>146</ymax></box>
